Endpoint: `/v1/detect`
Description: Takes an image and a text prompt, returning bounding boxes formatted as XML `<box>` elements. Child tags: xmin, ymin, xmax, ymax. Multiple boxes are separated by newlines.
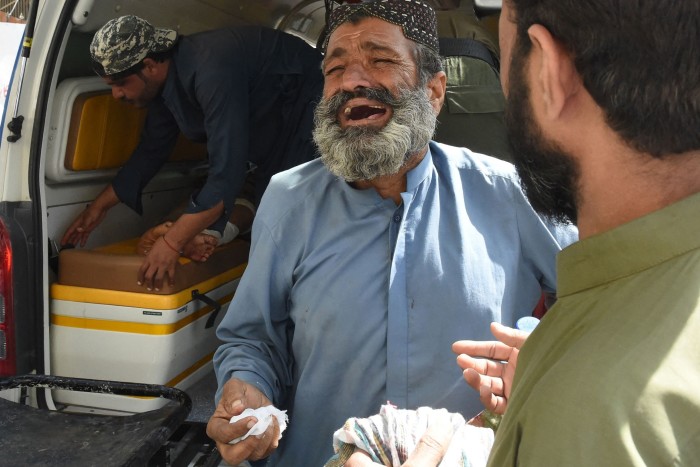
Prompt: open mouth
<box><xmin>343</xmin><ymin>105</ymin><xmax>387</xmax><ymax>121</ymax></box>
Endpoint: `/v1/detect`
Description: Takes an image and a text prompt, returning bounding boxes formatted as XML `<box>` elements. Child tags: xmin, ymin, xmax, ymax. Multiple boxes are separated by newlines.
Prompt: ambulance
<box><xmin>0</xmin><ymin>0</ymin><xmax>502</xmax><ymax>464</ymax></box>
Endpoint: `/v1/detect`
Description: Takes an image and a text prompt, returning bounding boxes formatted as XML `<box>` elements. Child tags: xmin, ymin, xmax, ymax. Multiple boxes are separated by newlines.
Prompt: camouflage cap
<box><xmin>322</xmin><ymin>0</ymin><xmax>439</xmax><ymax>53</ymax></box>
<box><xmin>90</xmin><ymin>15</ymin><xmax>177</xmax><ymax>77</ymax></box>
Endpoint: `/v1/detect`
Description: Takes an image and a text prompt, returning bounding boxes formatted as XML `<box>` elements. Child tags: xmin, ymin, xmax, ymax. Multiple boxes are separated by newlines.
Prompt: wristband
<box><xmin>220</xmin><ymin>222</ymin><xmax>240</xmax><ymax>245</ymax></box>
<box><xmin>201</xmin><ymin>229</ymin><xmax>222</xmax><ymax>242</ymax></box>
<box><xmin>161</xmin><ymin>235</ymin><xmax>182</xmax><ymax>255</ymax></box>
<box><xmin>202</xmin><ymin>222</ymin><xmax>239</xmax><ymax>246</ymax></box>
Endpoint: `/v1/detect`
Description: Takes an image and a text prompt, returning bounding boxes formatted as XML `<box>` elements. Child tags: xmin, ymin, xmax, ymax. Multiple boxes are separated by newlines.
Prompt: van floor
<box><xmin>186</xmin><ymin>369</ymin><xmax>218</xmax><ymax>423</ymax></box>
<box><xmin>172</xmin><ymin>371</ymin><xmax>251</xmax><ymax>467</ymax></box>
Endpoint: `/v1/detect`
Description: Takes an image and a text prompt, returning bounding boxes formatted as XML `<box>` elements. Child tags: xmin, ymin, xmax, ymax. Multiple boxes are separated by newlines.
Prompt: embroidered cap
<box><xmin>90</xmin><ymin>15</ymin><xmax>177</xmax><ymax>76</ymax></box>
<box><xmin>322</xmin><ymin>0</ymin><xmax>439</xmax><ymax>53</ymax></box>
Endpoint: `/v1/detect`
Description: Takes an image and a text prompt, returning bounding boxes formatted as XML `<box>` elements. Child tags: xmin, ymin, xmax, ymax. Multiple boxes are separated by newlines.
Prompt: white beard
<box><xmin>313</xmin><ymin>86</ymin><xmax>436</xmax><ymax>181</ymax></box>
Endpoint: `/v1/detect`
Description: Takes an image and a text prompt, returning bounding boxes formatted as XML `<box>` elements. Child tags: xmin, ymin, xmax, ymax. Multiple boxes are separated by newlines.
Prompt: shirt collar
<box><xmin>160</xmin><ymin>49</ymin><xmax>180</xmax><ymax>103</ymax></box>
<box><xmin>334</xmin><ymin>144</ymin><xmax>435</xmax><ymax>207</ymax></box>
<box><xmin>557</xmin><ymin>191</ymin><xmax>700</xmax><ymax>297</ymax></box>
<box><xmin>406</xmin><ymin>145</ymin><xmax>434</xmax><ymax>192</ymax></box>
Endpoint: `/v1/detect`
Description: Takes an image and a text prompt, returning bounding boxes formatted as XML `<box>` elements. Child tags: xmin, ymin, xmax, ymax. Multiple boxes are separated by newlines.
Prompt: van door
<box><xmin>0</xmin><ymin>19</ymin><xmax>25</xmax><ymax>381</ymax></box>
<box><xmin>0</xmin><ymin>0</ymin><xmax>47</xmax><ymax>386</ymax></box>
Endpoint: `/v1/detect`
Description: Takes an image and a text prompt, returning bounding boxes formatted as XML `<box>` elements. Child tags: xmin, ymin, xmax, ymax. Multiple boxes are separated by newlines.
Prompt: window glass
<box><xmin>0</xmin><ymin>22</ymin><xmax>25</xmax><ymax>123</ymax></box>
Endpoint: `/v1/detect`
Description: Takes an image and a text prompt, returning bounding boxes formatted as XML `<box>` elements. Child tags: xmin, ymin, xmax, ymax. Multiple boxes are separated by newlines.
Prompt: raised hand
<box><xmin>452</xmin><ymin>322</ymin><xmax>529</xmax><ymax>415</ymax></box>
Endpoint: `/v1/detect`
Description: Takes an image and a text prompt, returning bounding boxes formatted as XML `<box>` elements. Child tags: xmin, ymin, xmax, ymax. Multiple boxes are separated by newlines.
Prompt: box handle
<box><xmin>192</xmin><ymin>289</ymin><xmax>222</xmax><ymax>329</ymax></box>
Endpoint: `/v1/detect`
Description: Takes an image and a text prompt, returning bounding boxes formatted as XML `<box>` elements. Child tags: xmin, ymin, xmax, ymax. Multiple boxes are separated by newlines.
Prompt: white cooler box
<box><xmin>49</xmin><ymin>238</ymin><xmax>249</xmax><ymax>413</ymax></box>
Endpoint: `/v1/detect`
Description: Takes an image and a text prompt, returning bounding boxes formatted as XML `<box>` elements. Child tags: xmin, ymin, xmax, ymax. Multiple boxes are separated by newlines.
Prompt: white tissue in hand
<box><xmin>228</xmin><ymin>406</ymin><xmax>288</xmax><ymax>445</ymax></box>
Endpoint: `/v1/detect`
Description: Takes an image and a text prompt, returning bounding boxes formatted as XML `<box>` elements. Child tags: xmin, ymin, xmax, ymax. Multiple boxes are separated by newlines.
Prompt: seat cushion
<box><xmin>57</xmin><ymin>238</ymin><xmax>249</xmax><ymax>294</ymax></box>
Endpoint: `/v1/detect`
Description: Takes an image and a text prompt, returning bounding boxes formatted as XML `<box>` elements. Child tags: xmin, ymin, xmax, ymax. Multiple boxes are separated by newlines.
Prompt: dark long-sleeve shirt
<box><xmin>112</xmin><ymin>26</ymin><xmax>323</xmax><ymax>230</ymax></box>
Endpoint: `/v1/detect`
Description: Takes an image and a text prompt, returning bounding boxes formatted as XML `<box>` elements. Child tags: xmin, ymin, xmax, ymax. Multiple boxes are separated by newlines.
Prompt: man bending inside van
<box><xmin>61</xmin><ymin>15</ymin><xmax>323</xmax><ymax>291</ymax></box>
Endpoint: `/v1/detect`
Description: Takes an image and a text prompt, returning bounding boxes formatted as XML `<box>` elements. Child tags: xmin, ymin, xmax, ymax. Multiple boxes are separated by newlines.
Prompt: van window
<box><xmin>0</xmin><ymin>22</ymin><xmax>25</xmax><ymax>126</ymax></box>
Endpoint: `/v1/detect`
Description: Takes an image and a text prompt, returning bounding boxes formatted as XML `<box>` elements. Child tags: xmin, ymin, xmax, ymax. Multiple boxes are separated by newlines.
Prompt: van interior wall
<box><xmin>71</xmin><ymin>0</ymin><xmax>283</xmax><ymax>36</ymax></box>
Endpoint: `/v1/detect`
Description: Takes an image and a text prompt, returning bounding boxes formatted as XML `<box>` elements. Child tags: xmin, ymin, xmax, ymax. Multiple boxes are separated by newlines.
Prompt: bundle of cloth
<box><xmin>325</xmin><ymin>405</ymin><xmax>494</xmax><ymax>467</ymax></box>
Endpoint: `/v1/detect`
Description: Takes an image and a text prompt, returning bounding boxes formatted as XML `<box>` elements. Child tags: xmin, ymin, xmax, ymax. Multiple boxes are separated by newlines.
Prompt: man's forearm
<box><xmin>93</xmin><ymin>184</ymin><xmax>121</xmax><ymax>212</ymax></box>
<box><xmin>162</xmin><ymin>201</ymin><xmax>225</xmax><ymax>251</ymax></box>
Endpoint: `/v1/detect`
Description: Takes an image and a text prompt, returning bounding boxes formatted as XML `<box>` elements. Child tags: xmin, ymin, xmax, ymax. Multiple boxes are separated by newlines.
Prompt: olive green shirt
<box><xmin>489</xmin><ymin>192</ymin><xmax>700</xmax><ymax>466</ymax></box>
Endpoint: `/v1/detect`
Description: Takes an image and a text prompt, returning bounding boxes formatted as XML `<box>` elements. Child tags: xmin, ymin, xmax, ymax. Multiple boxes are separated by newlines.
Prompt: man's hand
<box><xmin>61</xmin><ymin>203</ymin><xmax>109</xmax><ymax>247</ymax></box>
<box><xmin>344</xmin><ymin>449</ymin><xmax>384</xmax><ymax>466</ymax></box>
<box><xmin>61</xmin><ymin>185</ymin><xmax>120</xmax><ymax>247</ymax></box>
<box><xmin>452</xmin><ymin>322</ymin><xmax>529</xmax><ymax>415</ymax></box>
<box><xmin>136</xmin><ymin>205</ymin><xmax>224</xmax><ymax>289</ymax></box>
<box><xmin>401</xmin><ymin>411</ymin><xmax>454</xmax><ymax>467</ymax></box>
<box><xmin>206</xmin><ymin>379</ymin><xmax>280</xmax><ymax>466</ymax></box>
<box><xmin>137</xmin><ymin>222</ymin><xmax>173</xmax><ymax>256</ymax></box>
<box><xmin>137</xmin><ymin>235</ymin><xmax>180</xmax><ymax>291</ymax></box>
<box><xmin>138</xmin><ymin>221</ymin><xmax>218</xmax><ymax>262</ymax></box>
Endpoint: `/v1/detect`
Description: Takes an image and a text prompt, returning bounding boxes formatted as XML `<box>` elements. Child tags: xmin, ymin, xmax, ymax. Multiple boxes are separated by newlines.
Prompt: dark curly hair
<box><xmin>508</xmin><ymin>0</ymin><xmax>700</xmax><ymax>156</ymax></box>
